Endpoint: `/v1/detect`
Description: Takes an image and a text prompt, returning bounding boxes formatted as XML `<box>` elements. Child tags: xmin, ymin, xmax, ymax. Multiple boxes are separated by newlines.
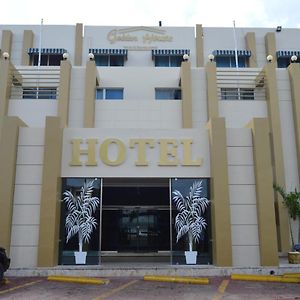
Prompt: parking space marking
<box><xmin>0</xmin><ymin>279</ymin><xmax>43</xmax><ymax>296</ymax></box>
<box><xmin>92</xmin><ymin>279</ymin><xmax>139</xmax><ymax>300</ymax></box>
<box><xmin>211</xmin><ymin>279</ymin><xmax>229</xmax><ymax>300</ymax></box>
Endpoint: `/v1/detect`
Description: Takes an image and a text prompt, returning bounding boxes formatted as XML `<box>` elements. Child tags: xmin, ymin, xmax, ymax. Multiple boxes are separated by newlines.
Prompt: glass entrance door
<box><xmin>119</xmin><ymin>208</ymin><xmax>159</xmax><ymax>252</ymax></box>
<box><xmin>102</xmin><ymin>206</ymin><xmax>170</xmax><ymax>253</ymax></box>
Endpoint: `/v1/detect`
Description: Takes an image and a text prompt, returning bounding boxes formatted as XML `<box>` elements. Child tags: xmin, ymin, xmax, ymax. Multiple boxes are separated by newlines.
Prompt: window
<box><xmin>277</xmin><ymin>57</ymin><xmax>300</xmax><ymax>68</ymax></box>
<box><xmin>96</xmin><ymin>88</ymin><xmax>124</xmax><ymax>100</ymax></box>
<box><xmin>30</xmin><ymin>54</ymin><xmax>63</xmax><ymax>66</ymax></box>
<box><xmin>213</xmin><ymin>50</ymin><xmax>251</xmax><ymax>68</ymax></box>
<box><xmin>155</xmin><ymin>88</ymin><xmax>181</xmax><ymax>100</ymax></box>
<box><xmin>154</xmin><ymin>55</ymin><xmax>183</xmax><ymax>67</ymax></box>
<box><xmin>215</xmin><ymin>56</ymin><xmax>247</xmax><ymax>68</ymax></box>
<box><xmin>28</xmin><ymin>48</ymin><xmax>67</xmax><ymax>66</ymax></box>
<box><xmin>90</xmin><ymin>49</ymin><xmax>127</xmax><ymax>67</ymax></box>
<box><xmin>22</xmin><ymin>87</ymin><xmax>57</xmax><ymax>99</ymax></box>
<box><xmin>152</xmin><ymin>49</ymin><xmax>190</xmax><ymax>67</ymax></box>
<box><xmin>221</xmin><ymin>88</ymin><xmax>254</xmax><ymax>100</ymax></box>
<box><xmin>276</xmin><ymin>51</ymin><xmax>300</xmax><ymax>68</ymax></box>
<box><xmin>95</xmin><ymin>55</ymin><xmax>125</xmax><ymax>67</ymax></box>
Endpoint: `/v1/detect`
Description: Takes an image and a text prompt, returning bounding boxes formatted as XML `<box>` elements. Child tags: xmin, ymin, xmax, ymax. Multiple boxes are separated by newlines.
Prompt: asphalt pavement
<box><xmin>0</xmin><ymin>276</ymin><xmax>300</xmax><ymax>299</ymax></box>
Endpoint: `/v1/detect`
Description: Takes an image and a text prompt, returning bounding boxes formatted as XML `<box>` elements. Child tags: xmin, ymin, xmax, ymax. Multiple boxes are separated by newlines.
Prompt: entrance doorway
<box><xmin>119</xmin><ymin>207</ymin><xmax>159</xmax><ymax>252</ymax></box>
<box><xmin>101</xmin><ymin>178</ymin><xmax>170</xmax><ymax>262</ymax></box>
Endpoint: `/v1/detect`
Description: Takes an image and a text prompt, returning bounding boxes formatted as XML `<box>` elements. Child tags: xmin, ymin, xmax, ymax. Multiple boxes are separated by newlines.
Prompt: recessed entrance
<box><xmin>59</xmin><ymin>177</ymin><xmax>211</xmax><ymax>265</ymax></box>
<box><xmin>101</xmin><ymin>178</ymin><xmax>170</xmax><ymax>262</ymax></box>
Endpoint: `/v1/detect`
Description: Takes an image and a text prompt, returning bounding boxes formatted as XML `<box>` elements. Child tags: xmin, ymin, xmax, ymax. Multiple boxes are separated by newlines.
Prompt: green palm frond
<box><xmin>274</xmin><ymin>184</ymin><xmax>300</xmax><ymax>220</ymax></box>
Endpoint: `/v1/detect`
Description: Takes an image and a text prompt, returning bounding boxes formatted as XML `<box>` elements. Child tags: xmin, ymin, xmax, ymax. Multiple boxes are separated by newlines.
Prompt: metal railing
<box><xmin>217</xmin><ymin>68</ymin><xmax>266</xmax><ymax>101</ymax></box>
<box><xmin>9</xmin><ymin>66</ymin><xmax>60</xmax><ymax>100</ymax></box>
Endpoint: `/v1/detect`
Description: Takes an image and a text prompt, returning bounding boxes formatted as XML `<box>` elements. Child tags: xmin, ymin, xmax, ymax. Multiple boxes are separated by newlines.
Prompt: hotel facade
<box><xmin>0</xmin><ymin>23</ymin><xmax>299</xmax><ymax>268</ymax></box>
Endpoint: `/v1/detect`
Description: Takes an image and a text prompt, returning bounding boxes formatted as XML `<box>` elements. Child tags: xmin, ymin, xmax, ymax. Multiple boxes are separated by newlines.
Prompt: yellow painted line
<box><xmin>231</xmin><ymin>274</ymin><xmax>300</xmax><ymax>283</ymax></box>
<box><xmin>144</xmin><ymin>275</ymin><xmax>209</xmax><ymax>285</ymax></box>
<box><xmin>0</xmin><ymin>279</ymin><xmax>43</xmax><ymax>295</ymax></box>
<box><xmin>0</xmin><ymin>278</ymin><xmax>9</xmax><ymax>285</ymax></box>
<box><xmin>47</xmin><ymin>275</ymin><xmax>109</xmax><ymax>285</ymax></box>
<box><xmin>211</xmin><ymin>279</ymin><xmax>229</xmax><ymax>300</ymax></box>
<box><xmin>283</xmin><ymin>273</ymin><xmax>300</xmax><ymax>278</ymax></box>
<box><xmin>92</xmin><ymin>279</ymin><xmax>139</xmax><ymax>300</ymax></box>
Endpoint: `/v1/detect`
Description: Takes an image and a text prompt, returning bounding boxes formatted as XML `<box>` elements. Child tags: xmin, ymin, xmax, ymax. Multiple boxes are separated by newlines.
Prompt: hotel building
<box><xmin>0</xmin><ymin>23</ymin><xmax>299</xmax><ymax>268</ymax></box>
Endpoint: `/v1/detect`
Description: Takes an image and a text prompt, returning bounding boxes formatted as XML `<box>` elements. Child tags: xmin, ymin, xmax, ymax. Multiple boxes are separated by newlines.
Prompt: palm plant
<box><xmin>273</xmin><ymin>184</ymin><xmax>300</xmax><ymax>249</ymax></box>
<box><xmin>172</xmin><ymin>180</ymin><xmax>210</xmax><ymax>252</ymax></box>
<box><xmin>63</xmin><ymin>180</ymin><xmax>100</xmax><ymax>253</ymax></box>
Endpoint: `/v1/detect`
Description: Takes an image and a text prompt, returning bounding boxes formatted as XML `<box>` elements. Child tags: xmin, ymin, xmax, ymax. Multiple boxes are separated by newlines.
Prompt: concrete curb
<box><xmin>47</xmin><ymin>275</ymin><xmax>109</xmax><ymax>285</ymax></box>
<box><xmin>144</xmin><ymin>275</ymin><xmax>209</xmax><ymax>284</ymax></box>
<box><xmin>231</xmin><ymin>274</ymin><xmax>300</xmax><ymax>283</ymax></box>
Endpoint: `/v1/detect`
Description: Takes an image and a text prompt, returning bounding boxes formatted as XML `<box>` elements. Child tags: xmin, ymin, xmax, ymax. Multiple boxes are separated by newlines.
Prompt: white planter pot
<box><xmin>74</xmin><ymin>251</ymin><xmax>87</xmax><ymax>264</ymax></box>
<box><xmin>185</xmin><ymin>251</ymin><xmax>197</xmax><ymax>264</ymax></box>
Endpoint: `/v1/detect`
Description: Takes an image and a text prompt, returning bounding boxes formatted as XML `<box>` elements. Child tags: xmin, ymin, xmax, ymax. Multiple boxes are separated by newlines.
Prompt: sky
<box><xmin>2</xmin><ymin>0</ymin><xmax>300</xmax><ymax>28</ymax></box>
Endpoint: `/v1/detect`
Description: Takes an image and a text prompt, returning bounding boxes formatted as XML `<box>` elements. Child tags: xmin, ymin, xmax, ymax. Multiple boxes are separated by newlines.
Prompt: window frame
<box><xmin>220</xmin><ymin>87</ymin><xmax>255</xmax><ymax>101</ymax></box>
<box><xmin>155</xmin><ymin>88</ymin><xmax>182</xmax><ymax>100</ymax></box>
<box><xmin>30</xmin><ymin>54</ymin><xmax>63</xmax><ymax>66</ymax></box>
<box><xmin>154</xmin><ymin>55</ymin><xmax>183</xmax><ymax>67</ymax></box>
<box><xmin>215</xmin><ymin>56</ymin><xmax>247</xmax><ymax>68</ymax></box>
<box><xmin>22</xmin><ymin>87</ymin><xmax>57</xmax><ymax>99</ymax></box>
<box><xmin>94</xmin><ymin>54</ymin><xmax>125</xmax><ymax>67</ymax></box>
<box><xmin>277</xmin><ymin>57</ymin><xmax>300</xmax><ymax>68</ymax></box>
<box><xmin>96</xmin><ymin>88</ymin><xmax>124</xmax><ymax>100</ymax></box>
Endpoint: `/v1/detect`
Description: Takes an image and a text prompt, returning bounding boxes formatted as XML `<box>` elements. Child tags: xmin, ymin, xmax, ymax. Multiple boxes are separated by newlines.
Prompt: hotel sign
<box><xmin>61</xmin><ymin>129</ymin><xmax>210</xmax><ymax>178</ymax></box>
<box><xmin>107</xmin><ymin>26</ymin><xmax>173</xmax><ymax>44</ymax></box>
<box><xmin>69</xmin><ymin>138</ymin><xmax>202</xmax><ymax>167</ymax></box>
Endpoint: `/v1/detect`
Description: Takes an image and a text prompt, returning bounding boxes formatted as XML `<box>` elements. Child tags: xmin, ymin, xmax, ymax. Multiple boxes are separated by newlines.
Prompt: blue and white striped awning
<box><xmin>28</xmin><ymin>48</ymin><xmax>67</xmax><ymax>55</ymax></box>
<box><xmin>89</xmin><ymin>48</ymin><xmax>128</xmax><ymax>58</ymax></box>
<box><xmin>213</xmin><ymin>50</ymin><xmax>251</xmax><ymax>57</ymax></box>
<box><xmin>277</xmin><ymin>50</ymin><xmax>300</xmax><ymax>58</ymax></box>
<box><xmin>152</xmin><ymin>49</ymin><xmax>190</xmax><ymax>57</ymax></box>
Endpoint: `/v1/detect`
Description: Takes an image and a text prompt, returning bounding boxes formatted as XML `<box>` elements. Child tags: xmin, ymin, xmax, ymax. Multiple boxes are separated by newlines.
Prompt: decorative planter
<box><xmin>288</xmin><ymin>251</ymin><xmax>300</xmax><ymax>264</ymax></box>
<box><xmin>74</xmin><ymin>251</ymin><xmax>87</xmax><ymax>264</ymax></box>
<box><xmin>185</xmin><ymin>251</ymin><xmax>197</xmax><ymax>264</ymax></box>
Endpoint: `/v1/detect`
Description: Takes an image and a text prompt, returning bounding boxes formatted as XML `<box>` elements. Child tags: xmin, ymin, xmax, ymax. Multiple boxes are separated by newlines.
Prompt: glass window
<box><xmin>23</xmin><ymin>87</ymin><xmax>57</xmax><ymax>99</ymax></box>
<box><xmin>59</xmin><ymin>178</ymin><xmax>101</xmax><ymax>265</ymax></box>
<box><xmin>155</xmin><ymin>88</ymin><xmax>181</xmax><ymax>100</ymax></box>
<box><xmin>216</xmin><ymin>56</ymin><xmax>247</xmax><ymax>68</ymax></box>
<box><xmin>171</xmin><ymin>178</ymin><xmax>211</xmax><ymax>265</ymax></box>
<box><xmin>221</xmin><ymin>88</ymin><xmax>254</xmax><ymax>100</ymax></box>
<box><xmin>96</xmin><ymin>88</ymin><xmax>124</xmax><ymax>100</ymax></box>
<box><xmin>276</xmin><ymin>57</ymin><xmax>300</xmax><ymax>68</ymax></box>
<box><xmin>106</xmin><ymin>88</ymin><xmax>123</xmax><ymax>99</ymax></box>
<box><xmin>95</xmin><ymin>55</ymin><xmax>109</xmax><ymax>66</ymax></box>
<box><xmin>221</xmin><ymin>88</ymin><xmax>238</xmax><ymax>100</ymax></box>
<box><xmin>155</xmin><ymin>55</ymin><xmax>169</xmax><ymax>67</ymax></box>
<box><xmin>110</xmin><ymin>55</ymin><xmax>124</xmax><ymax>66</ymax></box>
<box><xmin>216</xmin><ymin>57</ymin><xmax>231</xmax><ymax>67</ymax></box>
<box><xmin>48</xmin><ymin>55</ymin><xmax>62</xmax><ymax>66</ymax></box>
<box><xmin>170</xmin><ymin>56</ymin><xmax>182</xmax><ymax>67</ymax></box>
<box><xmin>95</xmin><ymin>55</ymin><xmax>125</xmax><ymax>67</ymax></box>
<box><xmin>155</xmin><ymin>55</ymin><xmax>183</xmax><ymax>67</ymax></box>
<box><xmin>31</xmin><ymin>54</ymin><xmax>62</xmax><ymax>66</ymax></box>
<box><xmin>96</xmin><ymin>88</ymin><xmax>104</xmax><ymax>99</ymax></box>
<box><xmin>240</xmin><ymin>88</ymin><xmax>255</xmax><ymax>100</ymax></box>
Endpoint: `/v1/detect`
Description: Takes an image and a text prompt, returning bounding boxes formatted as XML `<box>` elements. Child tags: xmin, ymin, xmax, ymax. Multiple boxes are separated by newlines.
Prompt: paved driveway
<box><xmin>0</xmin><ymin>276</ymin><xmax>299</xmax><ymax>299</ymax></box>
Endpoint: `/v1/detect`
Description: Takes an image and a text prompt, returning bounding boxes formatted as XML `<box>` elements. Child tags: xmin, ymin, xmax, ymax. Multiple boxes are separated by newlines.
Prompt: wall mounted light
<box><xmin>291</xmin><ymin>55</ymin><xmax>298</xmax><ymax>63</ymax></box>
<box><xmin>208</xmin><ymin>54</ymin><xmax>214</xmax><ymax>62</ymax></box>
<box><xmin>183</xmin><ymin>54</ymin><xmax>189</xmax><ymax>61</ymax></box>
<box><xmin>2</xmin><ymin>52</ymin><xmax>9</xmax><ymax>60</ymax></box>
<box><xmin>88</xmin><ymin>53</ymin><xmax>95</xmax><ymax>61</ymax></box>
<box><xmin>267</xmin><ymin>55</ymin><xmax>273</xmax><ymax>63</ymax></box>
<box><xmin>63</xmin><ymin>52</ymin><xmax>69</xmax><ymax>60</ymax></box>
